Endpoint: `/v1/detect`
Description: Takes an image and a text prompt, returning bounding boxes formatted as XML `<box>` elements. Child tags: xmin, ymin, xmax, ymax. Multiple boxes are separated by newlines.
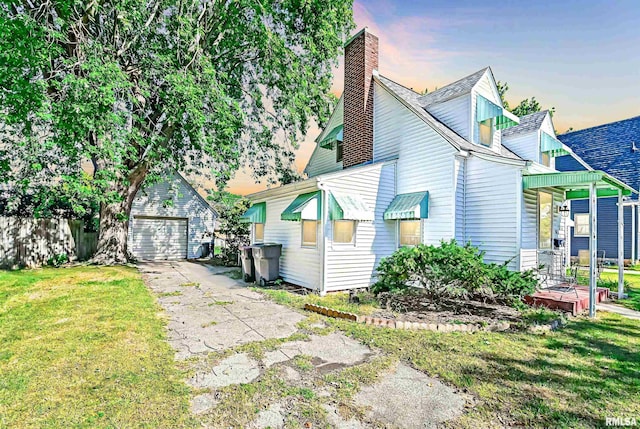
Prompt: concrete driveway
<box><xmin>139</xmin><ymin>261</ymin><xmax>306</xmax><ymax>359</ymax></box>
<box><xmin>139</xmin><ymin>261</ymin><xmax>465</xmax><ymax>428</ymax></box>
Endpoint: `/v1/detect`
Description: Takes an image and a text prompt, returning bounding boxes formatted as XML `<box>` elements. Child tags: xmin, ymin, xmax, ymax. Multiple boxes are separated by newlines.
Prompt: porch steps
<box><xmin>524</xmin><ymin>286</ymin><xmax>610</xmax><ymax>316</ymax></box>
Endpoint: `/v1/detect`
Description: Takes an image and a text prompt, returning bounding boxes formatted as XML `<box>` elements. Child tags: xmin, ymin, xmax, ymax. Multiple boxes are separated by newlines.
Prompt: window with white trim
<box><xmin>479</xmin><ymin>118</ymin><xmax>494</xmax><ymax>146</ymax></box>
<box><xmin>538</xmin><ymin>191</ymin><xmax>553</xmax><ymax>249</ymax></box>
<box><xmin>399</xmin><ymin>220</ymin><xmax>421</xmax><ymax>247</ymax></box>
<box><xmin>574</xmin><ymin>213</ymin><xmax>589</xmax><ymax>237</ymax></box>
<box><xmin>333</xmin><ymin>220</ymin><xmax>355</xmax><ymax>244</ymax></box>
<box><xmin>301</xmin><ymin>220</ymin><xmax>318</xmax><ymax>247</ymax></box>
<box><xmin>254</xmin><ymin>223</ymin><xmax>264</xmax><ymax>243</ymax></box>
<box><xmin>541</xmin><ymin>152</ymin><xmax>551</xmax><ymax>167</ymax></box>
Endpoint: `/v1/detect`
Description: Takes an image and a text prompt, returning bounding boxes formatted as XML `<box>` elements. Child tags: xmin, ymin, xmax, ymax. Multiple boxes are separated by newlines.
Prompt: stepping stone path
<box><xmin>141</xmin><ymin>261</ymin><xmax>466</xmax><ymax>428</ymax></box>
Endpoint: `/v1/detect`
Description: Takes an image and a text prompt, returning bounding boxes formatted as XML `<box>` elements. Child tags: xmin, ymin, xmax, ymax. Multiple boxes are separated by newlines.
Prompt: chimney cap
<box><xmin>344</xmin><ymin>27</ymin><xmax>375</xmax><ymax>48</ymax></box>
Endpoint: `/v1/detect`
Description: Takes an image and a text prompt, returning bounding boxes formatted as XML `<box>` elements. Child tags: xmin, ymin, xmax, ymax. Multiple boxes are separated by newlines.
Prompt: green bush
<box><xmin>372</xmin><ymin>240</ymin><xmax>537</xmax><ymax>306</ymax></box>
<box><xmin>46</xmin><ymin>253</ymin><xmax>69</xmax><ymax>267</ymax></box>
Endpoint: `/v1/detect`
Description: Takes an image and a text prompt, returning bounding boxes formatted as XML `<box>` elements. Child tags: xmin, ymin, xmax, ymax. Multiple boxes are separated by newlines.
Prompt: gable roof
<box><xmin>174</xmin><ymin>172</ymin><xmax>219</xmax><ymax>217</ymax></box>
<box><xmin>557</xmin><ymin>115</ymin><xmax>640</xmax><ymax>198</ymax></box>
<box><xmin>501</xmin><ymin>111</ymin><xmax>549</xmax><ymax>138</ymax></box>
<box><xmin>376</xmin><ymin>74</ymin><xmax>523</xmax><ymax>162</ymax></box>
<box><xmin>418</xmin><ymin>68</ymin><xmax>489</xmax><ymax>107</ymax></box>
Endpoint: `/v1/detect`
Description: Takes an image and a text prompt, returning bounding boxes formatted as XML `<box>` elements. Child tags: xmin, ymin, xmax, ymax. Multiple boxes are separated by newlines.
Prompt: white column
<box><xmin>618</xmin><ymin>191</ymin><xmax>625</xmax><ymax>299</ymax></box>
<box><xmin>589</xmin><ymin>182</ymin><xmax>597</xmax><ymax>318</ymax></box>
<box><xmin>632</xmin><ymin>204</ymin><xmax>636</xmax><ymax>264</ymax></box>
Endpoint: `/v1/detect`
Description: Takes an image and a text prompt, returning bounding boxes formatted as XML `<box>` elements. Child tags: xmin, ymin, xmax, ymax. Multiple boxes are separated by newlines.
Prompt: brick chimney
<box><xmin>343</xmin><ymin>28</ymin><xmax>379</xmax><ymax>168</ymax></box>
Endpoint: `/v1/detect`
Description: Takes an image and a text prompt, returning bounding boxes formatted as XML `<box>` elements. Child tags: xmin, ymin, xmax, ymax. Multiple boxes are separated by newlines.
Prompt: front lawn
<box><xmin>599</xmin><ymin>271</ymin><xmax>640</xmax><ymax>311</ymax></box>
<box><xmin>0</xmin><ymin>266</ymin><xmax>195</xmax><ymax>428</ymax></box>
<box><xmin>261</xmin><ymin>289</ymin><xmax>640</xmax><ymax>428</ymax></box>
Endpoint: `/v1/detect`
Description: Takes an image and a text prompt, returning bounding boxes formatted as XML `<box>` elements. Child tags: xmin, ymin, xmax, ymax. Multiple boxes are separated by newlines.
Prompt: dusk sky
<box><xmin>226</xmin><ymin>0</ymin><xmax>640</xmax><ymax>195</ymax></box>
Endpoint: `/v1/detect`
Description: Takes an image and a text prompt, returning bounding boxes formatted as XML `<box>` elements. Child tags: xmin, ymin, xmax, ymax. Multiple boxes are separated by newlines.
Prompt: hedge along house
<box><xmin>242</xmin><ymin>28</ymin><xmax>634</xmax><ymax>314</ymax></box>
<box><xmin>555</xmin><ymin>116</ymin><xmax>640</xmax><ymax>265</ymax></box>
<box><xmin>128</xmin><ymin>172</ymin><xmax>217</xmax><ymax>260</ymax></box>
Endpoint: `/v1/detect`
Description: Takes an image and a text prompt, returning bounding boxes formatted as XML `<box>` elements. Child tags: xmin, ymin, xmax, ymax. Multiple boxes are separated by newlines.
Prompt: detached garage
<box><xmin>127</xmin><ymin>172</ymin><xmax>217</xmax><ymax>260</ymax></box>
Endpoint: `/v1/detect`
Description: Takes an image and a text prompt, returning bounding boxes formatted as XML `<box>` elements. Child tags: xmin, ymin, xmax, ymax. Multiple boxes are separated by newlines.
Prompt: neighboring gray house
<box><xmin>128</xmin><ymin>172</ymin><xmax>217</xmax><ymax>260</ymax></box>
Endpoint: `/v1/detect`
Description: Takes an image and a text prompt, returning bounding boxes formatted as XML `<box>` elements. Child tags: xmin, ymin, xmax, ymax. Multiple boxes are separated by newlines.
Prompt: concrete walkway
<box><xmin>598</xmin><ymin>303</ymin><xmax>640</xmax><ymax>320</ymax></box>
<box><xmin>140</xmin><ymin>261</ymin><xmax>465</xmax><ymax>428</ymax></box>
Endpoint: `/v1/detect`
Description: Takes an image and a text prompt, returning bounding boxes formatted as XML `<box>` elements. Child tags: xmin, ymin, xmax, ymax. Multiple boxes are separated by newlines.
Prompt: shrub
<box><xmin>46</xmin><ymin>253</ymin><xmax>69</xmax><ymax>267</ymax></box>
<box><xmin>372</xmin><ymin>240</ymin><xmax>536</xmax><ymax>306</ymax></box>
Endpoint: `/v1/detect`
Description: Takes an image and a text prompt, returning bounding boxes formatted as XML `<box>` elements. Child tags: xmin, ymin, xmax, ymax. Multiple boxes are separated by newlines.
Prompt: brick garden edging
<box><xmin>303</xmin><ymin>303</ymin><xmax>511</xmax><ymax>332</ymax></box>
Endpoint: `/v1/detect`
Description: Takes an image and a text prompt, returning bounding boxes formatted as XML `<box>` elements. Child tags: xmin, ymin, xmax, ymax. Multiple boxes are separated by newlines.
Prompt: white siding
<box><xmin>426</xmin><ymin>94</ymin><xmax>471</xmax><ymax>140</ymax></box>
<box><xmin>320</xmin><ymin>163</ymin><xmax>397</xmax><ymax>291</ymax></box>
<box><xmin>253</xmin><ymin>184</ymin><xmax>322</xmax><ymax>290</ymax></box>
<box><xmin>465</xmin><ymin>156</ymin><xmax>521</xmax><ymax>269</ymax></box>
<box><xmin>454</xmin><ymin>156</ymin><xmax>466</xmax><ymax>242</ymax></box>
<box><xmin>305</xmin><ymin>146</ymin><xmax>343</xmax><ymax>177</ymax></box>
<box><xmin>304</xmin><ymin>96</ymin><xmax>344</xmax><ymax>177</ymax></box>
<box><xmin>373</xmin><ymin>83</ymin><xmax>458</xmax><ymax>245</ymax></box>
<box><xmin>128</xmin><ymin>173</ymin><xmax>216</xmax><ymax>259</ymax></box>
<box><xmin>502</xmin><ymin>131</ymin><xmax>540</xmax><ymax>162</ymax></box>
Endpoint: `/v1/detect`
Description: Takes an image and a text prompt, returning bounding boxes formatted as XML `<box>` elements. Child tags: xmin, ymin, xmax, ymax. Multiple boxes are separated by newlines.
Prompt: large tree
<box><xmin>496</xmin><ymin>81</ymin><xmax>555</xmax><ymax>117</ymax></box>
<box><xmin>0</xmin><ymin>0</ymin><xmax>353</xmax><ymax>263</ymax></box>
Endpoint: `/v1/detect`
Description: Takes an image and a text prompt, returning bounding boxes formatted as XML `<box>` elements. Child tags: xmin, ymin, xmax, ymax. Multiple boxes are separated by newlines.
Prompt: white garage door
<box><xmin>131</xmin><ymin>217</ymin><xmax>188</xmax><ymax>260</ymax></box>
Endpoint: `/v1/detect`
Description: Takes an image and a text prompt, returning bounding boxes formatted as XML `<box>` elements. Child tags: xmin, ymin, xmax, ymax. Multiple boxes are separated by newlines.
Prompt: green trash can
<box><xmin>252</xmin><ymin>243</ymin><xmax>282</xmax><ymax>286</ymax></box>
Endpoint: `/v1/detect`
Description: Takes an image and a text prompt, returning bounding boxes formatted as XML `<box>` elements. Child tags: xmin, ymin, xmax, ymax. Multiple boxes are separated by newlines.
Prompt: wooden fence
<box><xmin>0</xmin><ymin>217</ymin><xmax>97</xmax><ymax>268</ymax></box>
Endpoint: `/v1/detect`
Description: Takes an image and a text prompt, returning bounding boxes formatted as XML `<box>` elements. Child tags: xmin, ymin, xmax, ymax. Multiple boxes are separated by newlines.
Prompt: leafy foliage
<box><xmin>372</xmin><ymin>240</ymin><xmax>537</xmax><ymax>306</ymax></box>
<box><xmin>496</xmin><ymin>80</ymin><xmax>555</xmax><ymax>117</ymax></box>
<box><xmin>0</xmin><ymin>0</ymin><xmax>354</xmax><ymax>261</ymax></box>
<box><xmin>208</xmin><ymin>190</ymin><xmax>250</xmax><ymax>265</ymax></box>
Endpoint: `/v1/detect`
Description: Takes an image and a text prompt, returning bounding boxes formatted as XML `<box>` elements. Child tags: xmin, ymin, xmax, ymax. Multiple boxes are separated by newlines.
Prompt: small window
<box><xmin>399</xmin><ymin>220</ymin><xmax>421</xmax><ymax>247</ymax></box>
<box><xmin>574</xmin><ymin>213</ymin><xmax>590</xmax><ymax>237</ymax></box>
<box><xmin>333</xmin><ymin>220</ymin><xmax>355</xmax><ymax>244</ymax></box>
<box><xmin>302</xmin><ymin>220</ymin><xmax>318</xmax><ymax>247</ymax></box>
<box><xmin>479</xmin><ymin>118</ymin><xmax>494</xmax><ymax>146</ymax></box>
<box><xmin>538</xmin><ymin>191</ymin><xmax>553</xmax><ymax>249</ymax></box>
<box><xmin>541</xmin><ymin>152</ymin><xmax>551</xmax><ymax>167</ymax></box>
<box><xmin>254</xmin><ymin>223</ymin><xmax>264</xmax><ymax>243</ymax></box>
<box><xmin>336</xmin><ymin>141</ymin><xmax>344</xmax><ymax>163</ymax></box>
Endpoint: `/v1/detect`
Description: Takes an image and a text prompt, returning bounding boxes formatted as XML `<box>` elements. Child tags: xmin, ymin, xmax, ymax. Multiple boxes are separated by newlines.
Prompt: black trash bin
<box><xmin>252</xmin><ymin>243</ymin><xmax>282</xmax><ymax>286</ymax></box>
<box><xmin>240</xmin><ymin>246</ymin><xmax>255</xmax><ymax>282</ymax></box>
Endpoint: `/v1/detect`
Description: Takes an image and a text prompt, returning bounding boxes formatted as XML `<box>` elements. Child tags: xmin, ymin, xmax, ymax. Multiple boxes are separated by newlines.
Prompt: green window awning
<box><xmin>383</xmin><ymin>191</ymin><xmax>429</xmax><ymax>220</ymax></box>
<box><xmin>329</xmin><ymin>192</ymin><xmax>374</xmax><ymax>221</ymax></box>
<box><xmin>522</xmin><ymin>171</ymin><xmax>634</xmax><ymax>200</ymax></box>
<box><xmin>541</xmin><ymin>132</ymin><xmax>569</xmax><ymax>157</ymax></box>
<box><xmin>477</xmin><ymin>94</ymin><xmax>519</xmax><ymax>130</ymax></box>
<box><xmin>240</xmin><ymin>202</ymin><xmax>266</xmax><ymax>223</ymax></box>
<box><xmin>281</xmin><ymin>191</ymin><xmax>321</xmax><ymax>221</ymax></box>
<box><xmin>319</xmin><ymin>125</ymin><xmax>343</xmax><ymax>149</ymax></box>
<box><xmin>495</xmin><ymin>109</ymin><xmax>520</xmax><ymax>130</ymax></box>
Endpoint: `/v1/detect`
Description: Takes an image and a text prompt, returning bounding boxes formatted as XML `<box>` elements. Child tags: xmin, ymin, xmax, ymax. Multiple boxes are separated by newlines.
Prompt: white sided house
<box><xmin>243</xmin><ymin>28</ymin><xmax>634</xmax><ymax>295</ymax></box>
<box><xmin>128</xmin><ymin>172</ymin><xmax>217</xmax><ymax>260</ymax></box>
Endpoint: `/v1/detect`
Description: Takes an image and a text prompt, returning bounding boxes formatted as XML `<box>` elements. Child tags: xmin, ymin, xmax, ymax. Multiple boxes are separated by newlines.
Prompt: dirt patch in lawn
<box><xmin>376</xmin><ymin>292</ymin><xmax>523</xmax><ymax>325</ymax></box>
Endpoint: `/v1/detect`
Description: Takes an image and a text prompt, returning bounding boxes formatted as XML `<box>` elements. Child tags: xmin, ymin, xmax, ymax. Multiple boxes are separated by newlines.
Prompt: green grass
<box><xmin>0</xmin><ymin>266</ymin><xmax>196</xmax><ymax>428</ymax></box>
<box><xmin>599</xmin><ymin>271</ymin><xmax>640</xmax><ymax>312</ymax></box>
<box><xmin>261</xmin><ymin>289</ymin><xmax>640</xmax><ymax>429</ymax></box>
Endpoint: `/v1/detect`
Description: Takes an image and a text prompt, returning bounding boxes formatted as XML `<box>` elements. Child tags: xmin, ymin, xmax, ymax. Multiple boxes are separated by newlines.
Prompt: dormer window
<box><xmin>336</xmin><ymin>140</ymin><xmax>344</xmax><ymax>162</ymax></box>
<box><xmin>541</xmin><ymin>152</ymin><xmax>551</xmax><ymax>167</ymax></box>
<box><xmin>479</xmin><ymin>118</ymin><xmax>494</xmax><ymax>146</ymax></box>
<box><xmin>476</xmin><ymin>94</ymin><xmax>519</xmax><ymax>146</ymax></box>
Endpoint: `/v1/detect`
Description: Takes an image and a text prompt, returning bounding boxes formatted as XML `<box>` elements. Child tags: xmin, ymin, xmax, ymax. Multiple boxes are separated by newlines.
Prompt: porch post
<box><xmin>632</xmin><ymin>204</ymin><xmax>636</xmax><ymax>264</ymax></box>
<box><xmin>589</xmin><ymin>182</ymin><xmax>597</xmax><ymax>318</ymax></box>
<box><xmin>618</xmin><ymin>191</ymin><xmax>625</xmax><ymax>298</ymax></box>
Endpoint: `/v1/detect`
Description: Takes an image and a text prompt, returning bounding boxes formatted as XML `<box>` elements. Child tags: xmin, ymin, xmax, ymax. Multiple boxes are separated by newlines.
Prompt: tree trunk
<box><xmin>90</xmin><ymin>166</ymin><xmax>148</xmax><ymax>265</ymax></box>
